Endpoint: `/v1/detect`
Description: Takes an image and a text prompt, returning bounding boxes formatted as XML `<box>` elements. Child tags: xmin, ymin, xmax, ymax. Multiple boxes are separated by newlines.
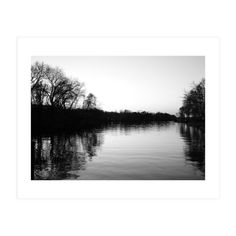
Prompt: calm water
<box><xmin>32</xmin><ymin>122</ymin><xmax>205</xmax><ymax>180</ymax></box>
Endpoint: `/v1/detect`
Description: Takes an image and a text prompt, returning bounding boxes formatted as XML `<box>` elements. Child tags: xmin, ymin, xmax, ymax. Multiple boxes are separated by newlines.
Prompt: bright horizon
<box><xmin>31</xmin><ymin>56</ymin><xmax>205</xmax><ymax>114</ymax></box>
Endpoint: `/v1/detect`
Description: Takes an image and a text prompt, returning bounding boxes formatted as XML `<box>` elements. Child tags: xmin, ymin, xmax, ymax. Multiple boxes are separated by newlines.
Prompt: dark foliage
<box><xmin>31</xmin><ymin>105</ymin><xmax>177</xmax><ymax>134</ymax></box>
<box><xmin>178</xmin><ymin>78</ymin><xmax>205</xmax><ymax>123</ymax></box>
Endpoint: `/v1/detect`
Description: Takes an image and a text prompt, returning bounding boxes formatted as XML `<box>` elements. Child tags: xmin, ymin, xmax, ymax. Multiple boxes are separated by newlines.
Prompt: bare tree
<box><xmin>31</xmin><ymin>62</ymin><xmax>50</xmax><ymax>105</ymax></box>
<box><xmin>31</xmin><ymin>62</ymin><xmax>85</xmax><ymax>109</ymax></box>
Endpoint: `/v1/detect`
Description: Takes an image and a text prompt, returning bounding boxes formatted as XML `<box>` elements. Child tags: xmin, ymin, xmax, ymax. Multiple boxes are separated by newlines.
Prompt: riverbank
<box><xmin>31</xmin><ymin>105</ymin><xmax>177</xmax><ymax>134</ymax></box>
<box><xmin>176</xmin><ymin>118</ymin><xmax>205</xmax><ymax>130</ymax></box>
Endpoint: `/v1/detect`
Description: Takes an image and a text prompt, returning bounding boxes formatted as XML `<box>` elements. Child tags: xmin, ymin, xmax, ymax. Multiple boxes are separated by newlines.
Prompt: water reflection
<box><xmin>32</xmin><ymin>131</ymin><xmax>104</xmax><ymax>180</ymax></box>
<box><xmin>104</xmin><ymin>122</ymin><xmax>172</xmax><ymax>136</ymax></box>
<box><xmin>179</xmin><ymin>124</ymin><xmax>205</xmax><ymax>176</ymax></box>
<box><xmin>32</xmin><ymin>122</ymin><xmax>205</xmax><ymax>180</ymax></box>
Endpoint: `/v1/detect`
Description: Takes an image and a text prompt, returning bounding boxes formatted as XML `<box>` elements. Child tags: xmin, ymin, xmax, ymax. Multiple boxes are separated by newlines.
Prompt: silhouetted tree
<box><xmin>31</xmin><ymin>62</ymin><xmax>85</xmax><ymax>109</ymax></box>
<box><xmin>179</xmin><ymin>78</ymin><xmax>205</xmax><ymax>121</ymax></box>
<box><xmin>46</xmin><ymin>67</ymin><xmax>84</xmax><ymax>108</ymax></box>
<box><xmin>31</xmin><ymin>62</ymin><xmax>50</xmax><ymax>105</ymax></box>
<box><xmin>83</xmin><ymin>93</ymin><xmax>97</xmax><ymax>109</ymax></box>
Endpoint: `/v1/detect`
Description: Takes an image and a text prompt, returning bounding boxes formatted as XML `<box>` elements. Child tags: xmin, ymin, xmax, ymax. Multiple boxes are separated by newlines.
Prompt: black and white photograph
<box><xmin>3</xmin><ymin>0</ymin><xmax>235</xmax><ymax>235</ymax></box>
<box><xmin>31</xmin><ymin>56</ymin><xmax>205</xmax><ymax>180</ymax></box>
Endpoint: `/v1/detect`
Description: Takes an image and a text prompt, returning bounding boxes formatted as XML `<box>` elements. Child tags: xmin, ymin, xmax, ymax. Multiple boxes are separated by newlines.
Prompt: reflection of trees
<box><xmin>32</xmin><ymin>122</ymin><xmax>173</xmax><ymax>180</ymax></box>
<box><xmin>179</xmin><ymin>124</ymin><xmax>205</xmax><ymax>174</ymax></box>
<box><xmin>113</xmin><ymin>122</ymin><xmax>172</xmax><ymax>135</ymax></box>
<box><xmin>32</xmin><ymin>131</ymin><xmax>104</xmax><ymax>180</ymax></box>
<box><xmin>81</xmin><ymin>131</ymin><xmax>103</xmax><ymax>159</ymax></box>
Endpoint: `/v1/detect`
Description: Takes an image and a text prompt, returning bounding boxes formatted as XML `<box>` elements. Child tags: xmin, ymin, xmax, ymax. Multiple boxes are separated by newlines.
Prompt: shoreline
<box><xmin>31</xmin><ymin>105</ymin><xmax>204</xmax><ymax>135</ymax></box>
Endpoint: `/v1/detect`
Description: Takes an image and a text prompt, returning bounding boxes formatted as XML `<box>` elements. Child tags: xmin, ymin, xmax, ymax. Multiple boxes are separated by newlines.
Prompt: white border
<box><xmin>17</xmin><ymin>37</ymin><xmax>220</xmax><ymax>199</ymax></box>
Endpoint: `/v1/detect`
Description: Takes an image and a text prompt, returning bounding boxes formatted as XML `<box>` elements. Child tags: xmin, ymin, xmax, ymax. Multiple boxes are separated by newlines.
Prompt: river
<box><xmin>32</xmin><ymin>122</ymin><xmax>205</xmax><ymax>180</ymax></box>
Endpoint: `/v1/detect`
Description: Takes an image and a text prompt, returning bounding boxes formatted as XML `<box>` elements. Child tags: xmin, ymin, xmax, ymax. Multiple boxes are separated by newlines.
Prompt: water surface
<box><xmin>32</xmin><ymin>122</ymin><xmax>205</xmax><ymax>180</ymax></box>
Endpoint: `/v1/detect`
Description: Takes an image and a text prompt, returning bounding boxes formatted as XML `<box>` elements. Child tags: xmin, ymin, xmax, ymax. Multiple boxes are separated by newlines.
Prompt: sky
<box><xmin>31</xmin><ymin>56</ymin><xmax>205</xmax><ymax>114</ymax></box>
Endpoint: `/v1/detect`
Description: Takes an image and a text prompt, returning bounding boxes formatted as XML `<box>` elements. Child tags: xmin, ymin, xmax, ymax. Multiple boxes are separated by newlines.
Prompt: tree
<box><xmin>179</xmin><ymin>78</ymin><xmax>205</xmax><ymax>121</ymax></box>
<box><xmin>45</xmin><ymin>67</ymin><xmax>85</xmax><ymax>108</ymax></box>
<box><xmin>31</xmin><ymin>62</ymin><xmax>85</xmax><ymax>109</ymax></box>
<box><xmin>83</xmin><ymin>93</ymin><xmax>97</xmax><ymax>109</ymax></box>
<box><xmin>31</xmin><ymin>62</ymin><xmax>50</xmax><ymax>105</ymax></box>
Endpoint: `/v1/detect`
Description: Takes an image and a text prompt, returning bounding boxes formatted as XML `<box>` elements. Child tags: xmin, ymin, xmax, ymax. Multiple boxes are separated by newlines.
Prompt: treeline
<box><xmin>31</xmin><ymin>62</ymin><xmax>177</xmax><ymax>133</ymax></box>
<box><xmin>32</xmin><ymin>105</ymin><xmax>176</xmax><ymax>134</ymax></box>
<box><xmin>178</xmin><ymin>79</ymin><xmax>205</xmax><ymax>123</ymax></box>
